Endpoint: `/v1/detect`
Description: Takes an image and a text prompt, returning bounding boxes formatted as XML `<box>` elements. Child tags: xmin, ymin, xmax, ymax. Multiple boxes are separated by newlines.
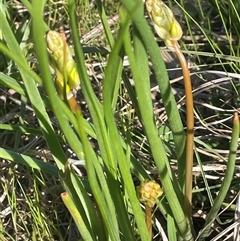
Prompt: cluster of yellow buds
<box><xmin>145</xmin><ymin>0</ymin><xmax>182</xmax><ymax>47</ymax></box>
<box><xmin>46</xmin><ymin>30</ymin><xmax>80</xmax><ymax>99</ymax></box>
<box><xmin>137</xmin><ymin>180</ymin><xmax>163</xmax><ymax>207</ymax></box>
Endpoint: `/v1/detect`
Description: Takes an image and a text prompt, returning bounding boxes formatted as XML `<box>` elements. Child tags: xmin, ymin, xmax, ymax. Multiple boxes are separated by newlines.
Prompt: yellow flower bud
<box><xmin>145</xmin><ymin>0</ymin><xmax>182</xmax><ymax>45</ymax></box>
<box><xmin>55</xmin><ymin>75</ymin><xmax>79</xmax><ymax>113</ymax></box>
<box><xmin>46</xmin><ymin>30</ymin><xmax>80</xmax><ymax>90</ymax></box>
<box><xmin>68</xmin><ymin>65</ymin><xmax>80</xmax><ymax>89</ymax></box>
<box><xmin>55</xmin><ymin>76</ymin><xmax>73</xmax><ymax>100</ymax></box>
<box><xmin>137</xmin><ymin>180</ymin><xmax>163</xmax><ymax>207</ymax></box>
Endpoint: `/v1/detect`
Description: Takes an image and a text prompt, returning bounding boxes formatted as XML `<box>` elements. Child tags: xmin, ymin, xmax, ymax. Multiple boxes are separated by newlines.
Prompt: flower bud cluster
<box><xmin>46</xmin><ymin>30</ymin><xmax>80</xmax><ymax>98</ymax></box>
<box><xmin>145</xmin><ymin>0</ymin><xmax>182</xmax><ymax>46</ymax></box>
<box><xmin>137</xmin><ymin>180</ymin><xmax>163</xmax><ymax>207</ymax></box>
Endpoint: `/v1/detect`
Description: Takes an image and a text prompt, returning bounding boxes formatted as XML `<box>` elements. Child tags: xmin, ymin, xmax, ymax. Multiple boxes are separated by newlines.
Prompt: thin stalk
<box><xmin>170</xmin><ymin>40</ymin><xmax>194</xmax><ymax>224</ymax></box>
<box><xmin>74</xmin><ymin>108</ymin><xmax>121</xmax><ymax>241</ymax></box>
<box><xmin>145</xmin><ymin>205</ymin><xmax>152</xmax><ymax>239</ymax></box>
<box><xmin>198</xmin><ymin>113</ymin><xmax>239</xmax><ymax>241</ymax></box>
<box><xmin>125</xmin><ymin>20</ymin><xmax>193</xmax><ymax>239</ymax></box>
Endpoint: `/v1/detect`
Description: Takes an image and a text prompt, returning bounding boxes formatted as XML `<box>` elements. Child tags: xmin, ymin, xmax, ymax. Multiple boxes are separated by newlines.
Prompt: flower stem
<box><xmin>170</xmin><ymin>40</ymin><xmax>194</xmax><ymax>224</ymax></box>
<box><xmin>145</xmin><ymin>204</ymin><xmax>152</xmax><ymax>239</ymax></box>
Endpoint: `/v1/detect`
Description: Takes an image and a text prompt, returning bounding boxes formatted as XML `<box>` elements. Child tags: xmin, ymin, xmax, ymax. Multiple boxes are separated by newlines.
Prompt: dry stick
<box><xmin>170</xmin><ymin>40</ymin><xmax>194</xmax><ymax>223</ymax></box>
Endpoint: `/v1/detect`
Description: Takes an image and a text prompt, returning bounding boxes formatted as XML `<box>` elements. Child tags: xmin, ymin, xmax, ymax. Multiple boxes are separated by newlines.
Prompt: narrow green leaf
<box><xmin>68</xmin><ymin>0</ymin><xmax>118</xmax><ymax>176</ymax></box>
<box><xmin>121</xmin><ymin>0</ymin><xmax>186</xmax><ymax>176</ymax></box>
<box><xmin>0</xmin><ymin>7</ymin><xmax>66</xmax><ymax>170</ymax></box>
<box><xmin>198</xmin><ymin>113</ymin><xmax>239</xmax><ymax>241</ymax></box>
<box><xmin>61</xmin><ymin>192</ymin><xmax>94</xmax><ymax>241</ymax></box>
<box><xmin>60</xmin><ymin>165</ymin><xmax>99</xmax><ymax>241</ymax></box>
<box><xmin>75</xmin><ymin>109</ymin><xmax>121</xmax><ymax>241</ymax></box>
<box><xmin>103</xmin><ymin>7</ymin><xmax>150</xmax><ymax>241</ymax></box>
<box><xmin>122</xmin><ymin>2</ymin><xmax>193</xmax><ymax>240</ymax></box>
<box><xmin>0</xmin><ymin>147</ymin><xmax>58</xmax><ymax>176</ymax></box>
<box><xmin>167</xmin><ymin>214</ymin><xmax>177</xmax><ymax>241</ymax></box>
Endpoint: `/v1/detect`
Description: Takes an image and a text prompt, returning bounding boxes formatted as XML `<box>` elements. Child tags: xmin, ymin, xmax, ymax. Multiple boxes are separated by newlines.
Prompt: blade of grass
<box><xmin>103</xmin><ymin>8</ymin><xmax>150</xmax><ymax>241</ymax></box>
<box><xmin>61</xmin><ymin>192</ymin><xmax>95</xmax><ymax>241</ymax></box>
<box><xmin>121</xmin><ymin>0</ymin><xmax>186</xmax><ymax>175</ymax></box>
<box><xmin>68</xmin><ymin>0</ymin><xmax>118</xmax><ymax>176</ymax></box>
<box><xmin>31</xmin><ymin>1</ymin><xmax>86</xmax><ymax>163</ymax></box>
<box><xmin>20</xmin><ymin>0</ymin><xmax>49</xmax><ymax>32</ymax></box>
<box><xmin>167</xmin><ymin>214</ymin><xmax>177</xmax><ymax>241</ymax></box>
<box><xmin>95</xmin><ymin>0</ymin><xmax>115</xmax><ymax>48</ymax></box>
<box><xmin>75</xmin><ymin>109</ymin><xmax>121</xmax><ymax>241</ymax></box>
<box><xmin>0</xmin><ymin>8</ymin><xmax>66</xmax><ymax>170</ymax></box>
<box><xmin>95</xmin><ymin>1</ymin><xmax>125</xmax><ymax>112</ymax></box>
<box><xmin>198</xmin><ymin>112</ymin><xmax>239</xmax><ymax>241</ymax></box>
<box><xmin>126</xmin><ymin>26</ymin><xmax>193</xmax><ymax>241</ymax></box>
<box><xmin>60</xmin><ymin>165</ymin><xmax>98</xmax><ymax>241</ymax></box>
<box><xmin>0</xmin><ymin>147</ymin><xmax>58</xmax><ymax>176</ymax></box>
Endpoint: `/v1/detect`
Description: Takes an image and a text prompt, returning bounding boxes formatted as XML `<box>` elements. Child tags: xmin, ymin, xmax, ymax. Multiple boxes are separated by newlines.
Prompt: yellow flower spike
<box><xmin>145</xmin><ymin>0</ymin><xmax>182</xmax><ymax>45</ymax></box>
<box><xmin>137</xmin><ymin>180</ymin><xmax>163</xmax><ymax>208</ymax></box>
<box><xmin>46</xmin><ymin>30</ymin><xmax>80</xmax><ymax>90</ymax></box>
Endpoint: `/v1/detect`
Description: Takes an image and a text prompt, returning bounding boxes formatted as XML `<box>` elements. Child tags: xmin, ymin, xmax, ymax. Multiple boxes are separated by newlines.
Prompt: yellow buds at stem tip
<box><xmin>145</xmin><ymin>0</ymin><xmax>182</xmax><ymax>46</ymax></box>
<box><xmin>137</xmin><ymin>180</ymin><xmax>163</xmax><ymax>207</ymax></box>
<box><xmin>46</xmin><ymin>30</ymin><xmax>80</xmax><ymax>93</ymax></box>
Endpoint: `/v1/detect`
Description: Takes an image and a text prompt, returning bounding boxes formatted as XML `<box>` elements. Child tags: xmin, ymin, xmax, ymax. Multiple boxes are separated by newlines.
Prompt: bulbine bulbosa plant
<box><xmin>146</xmin><ymin>0</ymin><xmax>194</xmax><ymax>223</ymax></box>
<box><xmin>0</xmin><ymin>0</ymin><xmax>239</xmax><ymax>240</ymax></box>
<box><xmin>46</xmin><ymin>30</ymin><xmax>80</xmax><ymax>112</ymax></box>
<box><xmin>137</xmin><ymin>180</ymin><xmax>163</xmax><ymax>238</ymax></box>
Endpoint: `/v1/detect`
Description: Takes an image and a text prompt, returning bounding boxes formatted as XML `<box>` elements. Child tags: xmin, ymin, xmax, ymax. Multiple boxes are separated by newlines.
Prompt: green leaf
<box><xmin>0</xmin><ymin>7</ymin><xmax>66</xmax><ymax>170</ymax></box>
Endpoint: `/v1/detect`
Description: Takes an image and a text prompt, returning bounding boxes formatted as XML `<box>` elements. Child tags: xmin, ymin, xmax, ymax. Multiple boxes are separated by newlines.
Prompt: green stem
<box><xmin>198</xmin><ymin>113</ymin><xmax>239</xmax><ymax>241</ymax></box>
<box><xmin>124</xmin><ymin>18</ymin><xmax>193</xmax><ymax>240</ymax></box>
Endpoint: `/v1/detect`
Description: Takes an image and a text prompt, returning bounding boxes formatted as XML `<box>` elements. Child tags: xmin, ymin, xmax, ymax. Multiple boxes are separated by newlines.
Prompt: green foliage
<box><xmin>0</xmin><ymin>0</ymin><xmax>239</xmax><ymax>240</ymax></box>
